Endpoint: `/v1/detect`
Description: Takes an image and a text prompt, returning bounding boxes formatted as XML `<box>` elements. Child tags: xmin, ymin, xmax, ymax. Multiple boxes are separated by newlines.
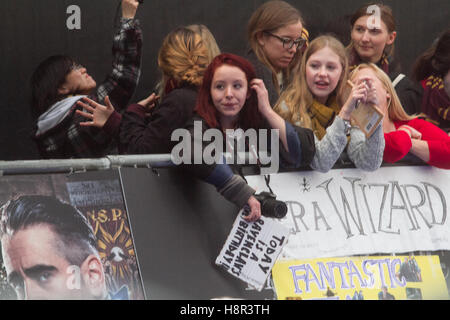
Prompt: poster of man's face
<box><xmin>0</xmin><ymin>171</ymin><xmax>145</xmax><ymax>300</ymax></box>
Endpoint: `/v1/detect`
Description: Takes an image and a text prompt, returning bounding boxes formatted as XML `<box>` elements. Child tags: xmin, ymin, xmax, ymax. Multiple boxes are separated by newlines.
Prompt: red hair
<box><xmin>195</xmin><ymin>53</ymin><xmax>263</xmax><ymax>130</ymax></box>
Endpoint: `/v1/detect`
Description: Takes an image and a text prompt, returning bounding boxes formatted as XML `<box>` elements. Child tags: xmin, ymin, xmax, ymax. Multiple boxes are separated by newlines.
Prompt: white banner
<box><xmin>246</xmin><ymin>165</ymin><xmax>450</xmax><ymax>260</ymax></box>
<box><xmin>216</xmin><ymin>211</ymin><xmax>290</xmax><ymax>291</ymax></box>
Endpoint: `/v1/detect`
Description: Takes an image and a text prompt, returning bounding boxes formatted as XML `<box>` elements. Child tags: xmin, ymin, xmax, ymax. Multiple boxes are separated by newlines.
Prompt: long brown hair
<box><xmin>247</xmin><ymin>0</ymin><xmax>304</xmax><ymax>94</ymax></box>
<box><xmin>347</xmin><ymin>3</ymin><xmax>397</xmax><ymax>63</ymax></box>
<box><xmin>413</xmin><ymin>28</ymin><xmax>450</xmax><ymax>81</ymax></box>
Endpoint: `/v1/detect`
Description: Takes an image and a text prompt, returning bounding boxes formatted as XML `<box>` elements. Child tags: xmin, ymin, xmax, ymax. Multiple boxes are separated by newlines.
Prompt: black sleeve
<box><xmin>120</xmin><ymin>89</ymin><xmax>196</xmax><ymax>154</ymax></box>
<box><xmin>283</xmin><ymin>124</ymin><xmax>316</xmax><ymax>168</ymax></box>
<box><xmin>394</xmin><ymin>75</ymin><xmax>424</xmax><ymax>115</ymax></box>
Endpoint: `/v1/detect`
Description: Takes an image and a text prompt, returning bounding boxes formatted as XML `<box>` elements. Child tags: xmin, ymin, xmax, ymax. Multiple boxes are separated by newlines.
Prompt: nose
<box><xmin>287</xmin><ymin>44</ymin><xmax>297</xmax><ymax>54</ymax></box>
<box><xmin>361</xmin><ymin>30</ymin><xmax>370</xmax><ymax>42</ymax></box>
<box><xmin>318</xmin><ymin>66</ymin><xmax>327</xmax><ymax>77</ymax></box>
<box><xmin>225</xmin><ymin>86</ymin><xmax>233</xmax><ymax>98</ymax></box>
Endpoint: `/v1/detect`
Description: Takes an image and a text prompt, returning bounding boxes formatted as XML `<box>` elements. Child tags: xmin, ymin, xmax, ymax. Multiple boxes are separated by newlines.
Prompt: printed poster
<box><xmin>272</xmin><ymin>254</ymin><xmax>448</xmax><ymax>300</ymax></box>
<box><xmin>0</xmin><ymin>170</ymin><xmax>145</xmax><ymax>300</ymax></box>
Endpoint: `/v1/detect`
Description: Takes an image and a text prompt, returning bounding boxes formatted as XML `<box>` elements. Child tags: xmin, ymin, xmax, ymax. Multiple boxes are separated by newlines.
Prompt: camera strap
<box><xmin>264</xmin><ymin>174</ymin><xmax>274</xmax><ymax>194</ymax></box>
<box><xmin>234</xmin><ymin>138</ymin><xmax>274</xmax><ymax>194</ymax></box>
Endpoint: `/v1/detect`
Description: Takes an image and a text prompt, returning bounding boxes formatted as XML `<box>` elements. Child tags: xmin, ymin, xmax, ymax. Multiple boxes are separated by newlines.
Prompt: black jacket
<box><xmin>120</xmin><ymin>86</ymin><xmax>198</xmax><ymax>154</ymax></box>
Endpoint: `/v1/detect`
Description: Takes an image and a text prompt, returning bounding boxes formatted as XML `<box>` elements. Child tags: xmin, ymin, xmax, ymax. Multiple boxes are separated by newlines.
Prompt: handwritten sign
<box><xmin>216</xmin><ymin>212</ymin><xmax>290</xmax><ymax>291</ymax></box>
<box><xmin>246</xmin><ymin>166</ymin><xmax>450</xmax><ymax>259</ymax></box>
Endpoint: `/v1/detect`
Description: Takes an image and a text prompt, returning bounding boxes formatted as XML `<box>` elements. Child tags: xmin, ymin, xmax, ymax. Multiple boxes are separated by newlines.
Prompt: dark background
<box><xmin>0</xmin><ymin>0</ymin><xmax>448</xmax><ymax>160</ymax></box>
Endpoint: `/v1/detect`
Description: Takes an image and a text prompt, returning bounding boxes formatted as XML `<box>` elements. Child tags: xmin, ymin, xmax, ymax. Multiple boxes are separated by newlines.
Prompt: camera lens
<box><xmin>272</xmin><ymin>201</ymin><xmax>288</xmax><ymax>218</ymax></box>
<box><xmin>261</xmin><ymin>199</ymin><xmax>287</xmax><ymax>219</ymax></box>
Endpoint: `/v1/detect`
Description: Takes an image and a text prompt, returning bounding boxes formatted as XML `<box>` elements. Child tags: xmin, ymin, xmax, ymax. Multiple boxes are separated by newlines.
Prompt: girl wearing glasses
<box><xmin>246</xmin><ymin>1</ymin><xmax>307</xmax><ymax>107</ymax></box>
<box><xmin>347</xmin><ymin>3</ymin><xmax>422</xmax><ymax>116</ymax></box>
<box><xmin>275</xmin><ymin>35</ymin><xmax>384</xmax><ymax>172</ymax></box>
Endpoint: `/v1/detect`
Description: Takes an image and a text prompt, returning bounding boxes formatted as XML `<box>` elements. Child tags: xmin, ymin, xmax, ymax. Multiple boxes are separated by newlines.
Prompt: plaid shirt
<box><xmin>34</xmin><ymin>18</ymin><xmax>142</xmax><ymax>159</ymax></box>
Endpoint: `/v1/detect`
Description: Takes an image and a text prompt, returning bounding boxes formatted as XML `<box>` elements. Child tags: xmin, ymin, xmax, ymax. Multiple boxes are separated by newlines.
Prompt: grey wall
<box><xmin>119</xmin><ymin>167</ymin><xmax>275</xmax><ymax>299</ymax></box>
<box><xmin>0</xmin><ymin>0</ymin><xmax>448</xmax><ymax>160</ymax></box>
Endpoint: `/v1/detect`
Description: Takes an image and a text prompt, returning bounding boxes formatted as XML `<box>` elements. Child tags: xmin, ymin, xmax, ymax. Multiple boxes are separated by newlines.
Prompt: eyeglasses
<box><xmin>263</xmin><ymin>31</ymin><xmax>307</xmax><ymax>49</ymax></box>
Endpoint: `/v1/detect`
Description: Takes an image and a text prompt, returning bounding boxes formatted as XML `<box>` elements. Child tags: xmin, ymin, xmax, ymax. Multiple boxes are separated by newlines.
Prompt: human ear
<box><xmin>386</xmin><ymin>31</ymin><xmax>397</xmax><ymax>45</ymax></box>
<box><xmin>81</xmin><ymin>255</ymin><xmax>106</xmax><ymax>299</ymax></box>
<box><xmin>385</xmin><ymin>91</ymin><xmax>392</xmax><ymax>110</ymax></box>
<box><xmin>57</xmin><ymin>85</ymin><xmax>70</xmax><ymax>96</ymax></box>
<box><xmin>256</xmin><ymin>32</ymin><xmax>266</xmax><ymax>47</ymax></box>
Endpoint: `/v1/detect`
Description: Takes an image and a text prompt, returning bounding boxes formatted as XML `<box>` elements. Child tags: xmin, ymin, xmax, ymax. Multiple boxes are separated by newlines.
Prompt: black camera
<box><xmin>244</xmin><ymin>192</ymin><xmax>287</xmax><ymax>219</ymax></box>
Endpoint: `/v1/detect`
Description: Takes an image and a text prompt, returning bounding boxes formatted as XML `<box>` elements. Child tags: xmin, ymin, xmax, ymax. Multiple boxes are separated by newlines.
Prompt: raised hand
<box><xmin>137</xmin><ymin>92</ymin><xmax>160</xmax><ymax>112</ymax></box>
<box><xmin>340</xmin><ymin>76</ymin><xmax>373</xmax><ymax>120</ymax></box>
<box><xmin>122</xmin><ymin>0</ymin><xmax>140</xmax><ymax>19</ymax></box>
<box><xmin>365</xmin><ymin>79</ymin><xmax>379</xmax><ymax>106</ymax></box>
<box><xmin>76</xmin><ymin>96</ymin><xmax>115</xmax><ymax>128</ymax></box>
<box><xmin>250</xmin><ymin>78</ymin><xmax>290</xmax><ymax>151</ymax></box>
<box><xmin>250</xmin><ymin>78</ymin><xmax>272</xmax><ymax>117</ymax></box>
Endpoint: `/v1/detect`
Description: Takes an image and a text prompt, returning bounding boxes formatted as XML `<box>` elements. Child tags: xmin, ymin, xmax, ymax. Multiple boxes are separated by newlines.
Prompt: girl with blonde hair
<box><xmin>154</xmin><ymin>24</ymin><xmax>221</xmax><ymax>97</ymax></box>
<box><xmin>246</xmin><ymin>0</ymin><xmax>308</xmax><ymax>106</ymax></box>
<box><xmin>350</xmin><ymin>63</ymin><xmax>450</xmax><ymax>169</ymax></box>
<box><xmin>76</xmin><ymin>26</ymin><xmax>214</xmax><ymax>154</ymax></box>
<box><xmin>186</xmin><ymin>24</ymin><xmax>221</xmax><ymax>62</ymax></box>
<box><xmin>275</xmin><ymin>35</ymin><xmax>384</xmax><ymax>172</ymax></box>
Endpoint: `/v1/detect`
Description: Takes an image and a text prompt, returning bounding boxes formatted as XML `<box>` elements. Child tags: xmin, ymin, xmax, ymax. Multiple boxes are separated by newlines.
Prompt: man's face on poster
<box><xmin>1</xmin><ymin>223</ymin><xmax>99</xmax><ymax>300</ymax></box>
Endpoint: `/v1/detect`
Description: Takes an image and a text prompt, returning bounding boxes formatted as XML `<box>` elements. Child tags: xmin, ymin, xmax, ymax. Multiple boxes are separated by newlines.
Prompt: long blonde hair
<box><xmin>186</xmin><ymin>24</ymin><xmax>221</xmax><ymax>62</ymax></box>
<box><xmin>275</xmin><ymin>35</ymin><xmax>349</xmax><ymax>129</ymax></box>
<box><xmin>348</xmin><ymin>63</ymin><xmax>416</xmax><ymax>121</ymax></box>
<box><xmin>156</xmin><ymin>27</ymin><xmax>210</xmax><ymax>97</ymax></box>
<box><xmin>247</xmin><ymin>0</ymin><xmax>304</xmax><ymax>94</ymax></box>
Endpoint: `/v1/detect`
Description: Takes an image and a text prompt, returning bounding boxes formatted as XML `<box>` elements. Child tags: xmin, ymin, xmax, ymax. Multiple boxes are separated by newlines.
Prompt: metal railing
<box><xmin>0</xmin><ymin>151</ymin><xmax>426</xmax><ymax>176</ymax></box>
<box><xmin>0</xmin><ymin>154</ymin><xmax>173</xmax><ymax>175</ymax></box>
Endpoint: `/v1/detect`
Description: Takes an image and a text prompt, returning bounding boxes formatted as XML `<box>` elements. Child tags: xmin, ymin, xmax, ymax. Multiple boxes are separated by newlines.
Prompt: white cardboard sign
<box><xmin>216</xmin><ymin>212</ymin><xmax>290</xmax><ymax>291</ymax></box>
<box><xmin>246</xmin><ymin>166</ymin><xmax>450</xmax><ymax>260</ymax></box>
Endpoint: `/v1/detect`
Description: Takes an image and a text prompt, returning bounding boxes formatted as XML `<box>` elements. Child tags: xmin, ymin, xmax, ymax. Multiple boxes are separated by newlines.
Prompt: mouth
<box><xmin>359</xmin><ymin>45</ymin><xmax>373</xmax><ymax>51</ymax></box>
<box><xmin>281</xmin><ymin>57</ymin><xmax>293</xmax><ymax>62</ymax></box>
<box><xmin>222</xmin><ymin>103</ymin><xmax>237</xmax><ymax>109</ymax></box>
<box><xmin>314</xmin><ymin>80</ymin><xmax>329</xmax><ymax>89</ymax></box>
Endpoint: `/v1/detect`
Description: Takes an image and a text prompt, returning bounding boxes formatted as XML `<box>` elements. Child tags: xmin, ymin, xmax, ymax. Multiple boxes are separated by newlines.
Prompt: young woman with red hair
<box><xmin>181</xmin><ymin>53</ymin><xmax>315</xmax><ymax>221</ymax></box>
